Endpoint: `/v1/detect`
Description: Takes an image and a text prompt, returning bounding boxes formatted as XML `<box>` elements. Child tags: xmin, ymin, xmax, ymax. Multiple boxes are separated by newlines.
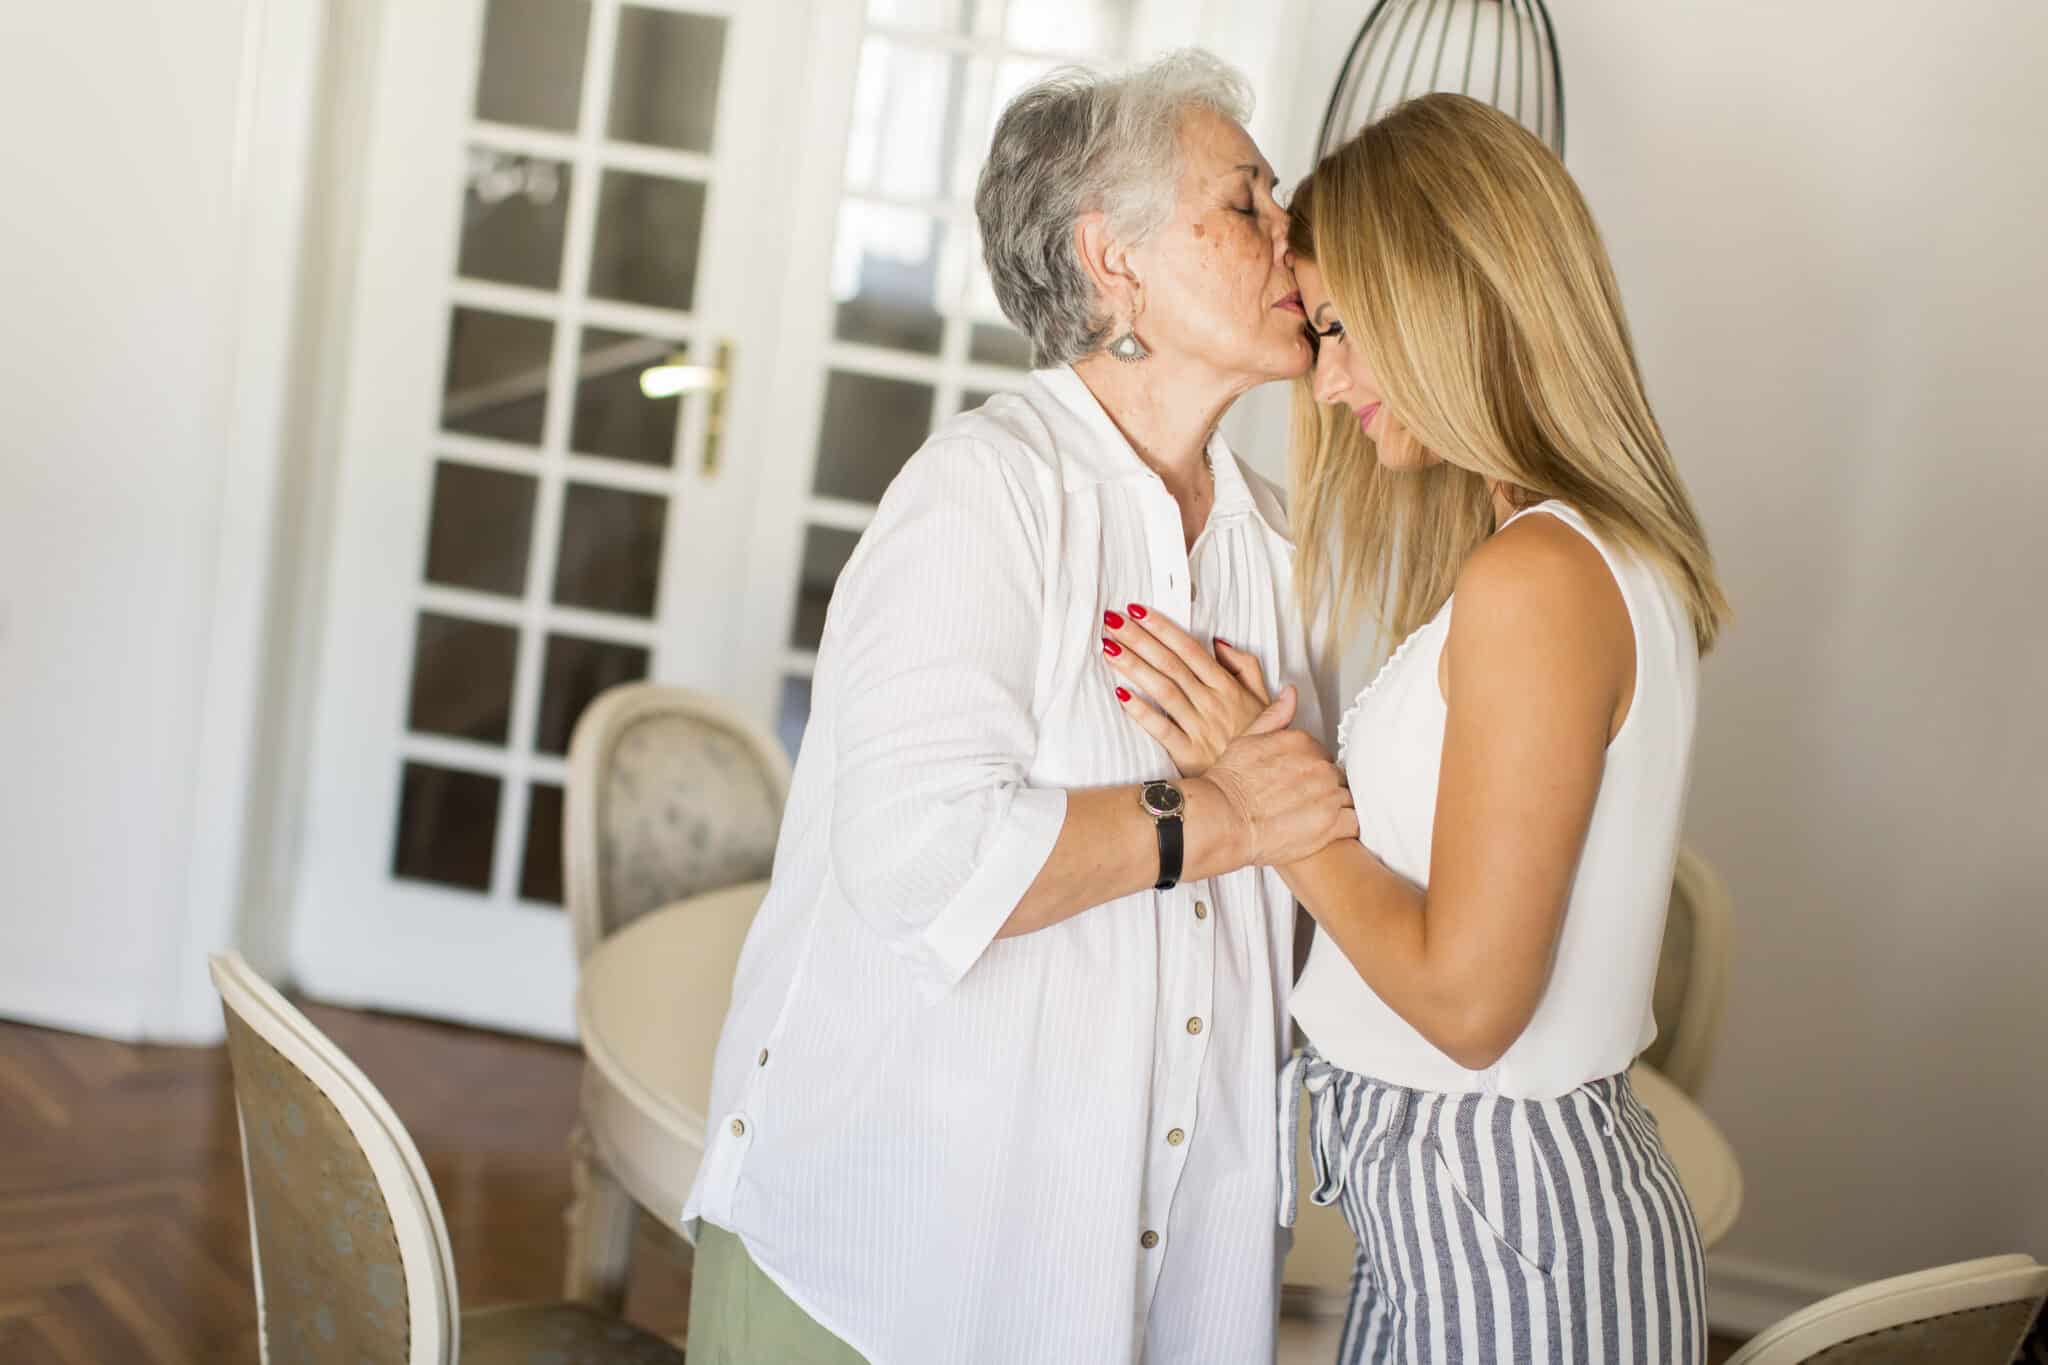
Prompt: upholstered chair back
<box><xmin>1727</xmin><ymin>1254</ymin><xmax>2048</xmax><ymax>1364</ymax></box>
<box><xmin>211</xmin><ymin>953</ymin><xmax>459</xmax><ymax>1364</ymax></box>
<box><xmin>1641</xmin><ymin>847</ymin><xmax>1734</xmax><ymax>1094</ymax></box>
<box><xmin>564</xmin><ymin>684</ymin><xmax>791</xmax><ymax>960</ymax></box>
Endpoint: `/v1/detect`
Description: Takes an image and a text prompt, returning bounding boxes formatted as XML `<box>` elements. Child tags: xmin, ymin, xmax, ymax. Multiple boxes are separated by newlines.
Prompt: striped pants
<box><xmin>1279</xmin><ymin>1049</ymin><xmax>1707</xmax><ymax>1364</ymax></box>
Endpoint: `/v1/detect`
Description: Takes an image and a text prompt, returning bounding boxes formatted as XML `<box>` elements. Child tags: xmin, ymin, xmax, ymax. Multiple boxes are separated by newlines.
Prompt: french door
<box><xmin>292</xmin><ymin>0</ymin><xmax>1250</xmax><ymax>1037</ymax></box>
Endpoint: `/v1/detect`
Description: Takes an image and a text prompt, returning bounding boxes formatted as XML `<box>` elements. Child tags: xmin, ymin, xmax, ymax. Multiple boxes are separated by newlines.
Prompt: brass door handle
<box><xmin>704</xmin><ymin>338</ymin><xmax>733</xmax><ymax>478</ymax></box>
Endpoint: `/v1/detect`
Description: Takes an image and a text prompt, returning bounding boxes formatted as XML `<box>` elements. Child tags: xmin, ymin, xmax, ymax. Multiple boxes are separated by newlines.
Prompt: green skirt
<box><xmin>686</xmin><ymin>1222</ymin><xmax>870</xmax><ymax>1364</ymax></box>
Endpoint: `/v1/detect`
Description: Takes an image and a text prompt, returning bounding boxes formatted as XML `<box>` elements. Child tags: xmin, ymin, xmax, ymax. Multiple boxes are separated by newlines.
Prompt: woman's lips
<box><xmin>1357</xmin><ymin>402</ymin><xmax>1381</xmax><ymax>432</ymax></box>
<box><xmin>1275</xmin><ymin>290</ymin><xmax>1305</xmax><ymax>315</ymax></box>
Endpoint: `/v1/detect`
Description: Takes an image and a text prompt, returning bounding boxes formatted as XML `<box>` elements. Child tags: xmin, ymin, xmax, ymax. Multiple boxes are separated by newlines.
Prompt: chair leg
<box><xmin>564</xmin><ymin>1121</ymin><xmax>636</xmax><ymax>1312</ymax></box>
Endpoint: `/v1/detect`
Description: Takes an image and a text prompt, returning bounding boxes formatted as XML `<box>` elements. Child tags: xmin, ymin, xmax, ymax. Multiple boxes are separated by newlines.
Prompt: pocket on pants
<box><xmin>1424</xmin><ymin>1134</ymin><xmax>1557</xmax><ymax>1279</ymax></box>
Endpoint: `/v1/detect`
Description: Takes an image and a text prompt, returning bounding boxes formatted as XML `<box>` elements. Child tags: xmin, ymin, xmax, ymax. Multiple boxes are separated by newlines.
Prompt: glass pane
<box><xmin>572</xmin><ymin>327</ymin><xmax>682</xmax><ymax>465</ymax></box>
<box><xmin>776</xmin><ymin>674</ymin><xmax>813</xmax><ymax>760</ymax></box>
<box><xmin>832</xmin><ymin>205</ymin><xmax>944</xmax><ymax>354</ymax></box>
<box><xmin>865</xmin><ymin>0</ymin><xmax>967</xmax><ymax>30</ymax></box>
<box><xmin>811</xmin><ymin>370</ymin><xmax>934</xmax><ymax>504</ymax></box>
<box><xmin>423</xmin><ymin>461</ymin><xmax>536</xmax><ymax>597</ymax></box>
<box><xmin>844</xmin><ymin>38</ymin><xmax>969</xmax><ymax>201</ymax></box>
<box><xmin>393</xmin><ymin>761</ymin><xmax>500</xmax><ymax>893</ymax></box>
<box><xmin>789</xmin><ymin>525</ymin><xmax>862</xmax><ymax>651</ymax></box>
<box><xmin>960</xmin><ymin>389</ymin><xmax>997</xmax><ymax>413</ymax></box>
<box><xmin>535</xmin><ymin>632</ymin><xmax>649</xmax><ymax>755</ymax></box>
<box><xmin>442</xmin><ymin>307</ymin><xmax>553</xmax><ymax>444</ymax></box>
<box><xmin>969</xmin><ymin>322</ymin><xmax>1033</xmax><ymax>369</ymax></box>
<box><xmin>475</xmin><ymin>0</ymin><xmax>590</xmax><ymax>132</ymax></box>
<box><xmin>1004</xmin><ymin>0</ymin><xmax>1135</xmax><ymax>55</ymax></box>
<box><xmin>407</xmin><ymin>612</ymin><xmax>519</xmax><ymax>745</ymax></box>
<box><xmin>458</xmin><ymin>148</ymin><xmax>571</xmax><ymax>290</ymax></box>
<box><xmin>589</xmin><ymin>171</ymin><xmax>707</xmax><ymax>312</ymax></box>
<box><xmin>608</xmin><ymin>6</ymin><xmax>727</xmax><ymax>154</ymax></box>
<box><xmin>553</xmin><ymin>482</ymin><xmax>667</xmax><ymax>617</ymax></box>
<box><xmin>520</xmin><ymin>782</ymin><xmax>566</xmax><ymax>905</ymax></box>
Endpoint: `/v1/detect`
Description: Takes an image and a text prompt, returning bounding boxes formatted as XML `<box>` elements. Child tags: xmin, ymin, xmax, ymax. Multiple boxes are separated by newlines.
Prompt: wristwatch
<box><xmin>1139</xmin><ymin>780</ymin><xmax>1186</xmax><ymax>891</ymax></box>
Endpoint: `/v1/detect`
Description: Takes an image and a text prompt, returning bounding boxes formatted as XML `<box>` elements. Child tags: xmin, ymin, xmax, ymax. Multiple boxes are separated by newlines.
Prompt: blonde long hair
<box><xmin>1288</xmin><ymin>94</ymin><xmax>1728</xmax><ymax>654</ymax></box>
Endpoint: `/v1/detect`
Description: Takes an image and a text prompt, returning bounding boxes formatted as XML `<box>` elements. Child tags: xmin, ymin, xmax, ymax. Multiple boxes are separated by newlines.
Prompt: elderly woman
<box><xmin>681</xmin><ymin>50</ymin><xmax>1355</xmax><ymax>1365</ymax></box>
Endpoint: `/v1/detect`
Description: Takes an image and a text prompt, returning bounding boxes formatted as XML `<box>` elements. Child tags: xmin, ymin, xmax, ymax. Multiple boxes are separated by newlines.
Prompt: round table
<box><xmin>578</xmin><ymin>881</ymin><xmax>1742</xmax><ymax>1320</ymax></box>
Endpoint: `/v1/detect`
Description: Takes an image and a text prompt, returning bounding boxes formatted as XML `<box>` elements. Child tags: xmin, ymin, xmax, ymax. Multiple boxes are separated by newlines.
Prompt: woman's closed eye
<box><xmin>1312</xmin><ymin>319</ymin><xmax>1345</xmax><ymax>344</ymax></box>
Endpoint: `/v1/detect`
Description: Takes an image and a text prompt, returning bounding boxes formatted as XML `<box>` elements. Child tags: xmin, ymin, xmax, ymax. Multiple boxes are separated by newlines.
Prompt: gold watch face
<box><xmin>1141</xmin><ymin>781</ymin><xmax>1184</xmax><ymax>819</ymax></box>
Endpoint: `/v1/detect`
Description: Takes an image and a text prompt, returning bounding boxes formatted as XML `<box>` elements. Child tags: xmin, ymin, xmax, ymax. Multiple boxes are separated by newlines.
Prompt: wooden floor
<box><xmin>0</xmin><ymin>1002</ymin><xmax>691</xmax><ymax>1363</ymax></box>
<box><xmin>0</xmin><ymin>1004</ymin><xmax>1745</xmax><ymax>1363</ymax></box>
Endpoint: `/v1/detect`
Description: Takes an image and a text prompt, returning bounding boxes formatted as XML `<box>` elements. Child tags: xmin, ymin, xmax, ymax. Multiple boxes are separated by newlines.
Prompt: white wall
<box><xmin>1244</xmin><ymin>0</ymin><xmax>2048</xmax><ymax>1329</ymax></box>
<box><xmin>0</xmin><ymin>1</ymin><xmax>323</xmax><ymax>1042</ymax></box>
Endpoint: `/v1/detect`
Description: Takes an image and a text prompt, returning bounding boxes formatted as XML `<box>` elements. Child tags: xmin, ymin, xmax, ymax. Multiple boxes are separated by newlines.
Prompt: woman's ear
<box><xmin>1073</xmin><ymin>211</ymin><xmax>1142</xmax><ymax>326</ymax></box>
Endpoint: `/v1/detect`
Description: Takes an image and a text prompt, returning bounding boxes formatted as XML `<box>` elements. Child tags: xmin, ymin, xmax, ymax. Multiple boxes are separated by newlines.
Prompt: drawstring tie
<box><xmin>1277</xmin><ymin>1048</ymin><xmax>1410</xmax><ymax>1228</ymax></box>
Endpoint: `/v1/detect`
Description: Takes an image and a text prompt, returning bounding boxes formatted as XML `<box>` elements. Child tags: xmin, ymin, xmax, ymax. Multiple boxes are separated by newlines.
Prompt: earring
<box><xmin>1108</xmin><ymin>329</ymin><xmax>1149</xmax><ymax>363</ymax></box>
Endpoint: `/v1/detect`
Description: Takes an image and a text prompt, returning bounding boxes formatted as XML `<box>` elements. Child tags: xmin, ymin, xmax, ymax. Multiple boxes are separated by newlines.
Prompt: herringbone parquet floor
<box><xmin>0</xmin><ymin>1002</ymin><xmax>691</xmax><ymax>1364</ymax></box>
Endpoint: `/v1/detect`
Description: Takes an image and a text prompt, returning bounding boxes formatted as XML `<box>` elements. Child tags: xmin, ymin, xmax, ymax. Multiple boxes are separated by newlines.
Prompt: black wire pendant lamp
<box><xmin>1316</xmin><ymin>0</ymin><xmax>1565</xmax><ymax>162</ymax></box>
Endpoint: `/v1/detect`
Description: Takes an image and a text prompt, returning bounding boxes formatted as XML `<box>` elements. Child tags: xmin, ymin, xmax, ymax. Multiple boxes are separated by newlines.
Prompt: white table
<box><xmin>577</xmin><ymin>880</ymin><xmax>1743</xmax><ymax>1331</ymax></box>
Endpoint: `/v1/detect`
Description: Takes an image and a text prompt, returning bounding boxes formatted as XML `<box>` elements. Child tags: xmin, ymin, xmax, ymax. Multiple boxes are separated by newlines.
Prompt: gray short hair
<box><xmin>975</xmin><ymin>49</ymin><xmax>1254</xmax><ymax>369</ymax></box>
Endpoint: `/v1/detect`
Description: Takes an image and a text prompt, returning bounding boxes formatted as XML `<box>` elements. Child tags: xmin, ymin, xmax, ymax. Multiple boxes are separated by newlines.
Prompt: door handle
<box><xmin>704</xmin><ymin>338</ymin><xmax>734</xmax><ymax>479</ymax></box>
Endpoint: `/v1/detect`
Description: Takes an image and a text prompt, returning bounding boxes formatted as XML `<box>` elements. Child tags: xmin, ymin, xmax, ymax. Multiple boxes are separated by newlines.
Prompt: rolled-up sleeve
<box><xmin>821</xmin><ymin>438</ymin><xmax>1067</xmax><ymax>994</ymax></box>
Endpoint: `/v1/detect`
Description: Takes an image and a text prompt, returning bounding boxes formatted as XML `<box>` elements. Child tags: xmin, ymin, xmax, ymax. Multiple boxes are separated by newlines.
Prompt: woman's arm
<box><xmin>1001</xmin><ymin>695</ymin><xmax>1356</xmax><ymax>938</ymax></box>
<box><xmin>1282</xmin><ymin>517</ymin><xmax>1635</xmax><ymax>1069</ymax></box>
<box><xmin>827</xmin><ymin>440</ymin><xmax>1353</xmax><ymax>993</ymax></box>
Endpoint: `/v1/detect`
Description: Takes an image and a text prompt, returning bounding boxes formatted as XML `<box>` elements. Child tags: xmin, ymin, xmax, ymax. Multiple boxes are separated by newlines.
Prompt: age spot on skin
<box><xmin>1192</xmin><ymin>223</ymin><xmax>1205</xmax><ymax>239</ymax></box>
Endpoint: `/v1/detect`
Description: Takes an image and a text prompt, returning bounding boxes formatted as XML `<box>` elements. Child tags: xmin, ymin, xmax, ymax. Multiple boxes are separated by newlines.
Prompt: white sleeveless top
<box><xmin>1291</xmin><ymin>501</ymin><xmax>1700</xmax><ymax>1099</ymax></box>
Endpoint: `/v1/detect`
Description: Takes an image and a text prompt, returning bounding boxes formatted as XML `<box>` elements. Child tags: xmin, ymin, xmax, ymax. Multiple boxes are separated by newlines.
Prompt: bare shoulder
<box><xmin>1446</xmin><ymin>511</ymin><xmax>1633</xmax><ymax>714</ymax></box>
<box><xmin>1455</xmin><ymin>511</ymin><xmax>1627</xmax><ymax>637</ymax></box>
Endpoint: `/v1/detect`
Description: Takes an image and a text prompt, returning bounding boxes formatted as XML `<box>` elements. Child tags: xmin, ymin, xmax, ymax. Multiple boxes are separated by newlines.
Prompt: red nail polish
<box><xmin>1214</xmin><ymin>637</ymin><xmax>1231</xmax><ymax>649</ymax></box>
<box><xmin>1102</xmin><ymin>638</ymin><xmax>1122</xmax><ymax>657</ymax></box>
<box><xmin>1103</xmin><ymin>609</ymin><xmax>1124</xmax><ymax>630</ymax></box>
<box><xmin>1115</xmin><ymin>686</ymin><xmax>1132</xmax><ymax>702</ymax></box>
<box><xmin>1127</xmin><ymin>603</ymin><xmax>1148</xmax><ymax>620</ymax></box>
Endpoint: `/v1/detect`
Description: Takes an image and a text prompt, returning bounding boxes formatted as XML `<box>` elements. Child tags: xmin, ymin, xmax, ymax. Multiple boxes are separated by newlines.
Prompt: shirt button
<box><xmin>757</xmin><ymin>1048</ymin><xmax>770</xmax><ymax>1066</ymax></box>
<box><xmin>1140</xmin><ymin>1230</ymin><xmax>1160</xmax><ymax>1250</ymax></box>
<box><xmin>1186</xmin><ymin>1016</ymin><xmax>1203</xmax><ymax>1035</ymax></box>
<box><xmin>730</xmin><ymin>1117</ymin><xmax>747</xmax><ymax>1137</ymax></box>
<box><xmin>1167</xmin><ymin>1127</ymin><xmax>1186</xmax><ymax>1146</ymax></box>
<box><xmin>1194</xmin><ymin>900</ymin><xmax>1208</xmax><ymax>921</ymax></box>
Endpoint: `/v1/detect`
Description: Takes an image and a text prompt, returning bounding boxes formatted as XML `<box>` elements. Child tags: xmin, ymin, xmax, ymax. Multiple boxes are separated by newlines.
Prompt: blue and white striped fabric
<box><xmin>1280</xmin><ymin>1049</ymin><xmax>1707</xmax><ymax>1364</ymax></box>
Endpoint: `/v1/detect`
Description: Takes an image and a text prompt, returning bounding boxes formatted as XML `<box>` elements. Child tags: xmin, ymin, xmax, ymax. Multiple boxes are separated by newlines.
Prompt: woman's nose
<box><xmin>1312</xmin><ymin>348</ymin><xmax>1346</xmax><ymax>404</ymax></box>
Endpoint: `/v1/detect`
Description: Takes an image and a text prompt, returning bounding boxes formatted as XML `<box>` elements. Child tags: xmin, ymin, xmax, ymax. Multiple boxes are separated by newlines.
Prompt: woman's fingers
<box><xmin>1122</xmin><ymin>606</ymin><xmax>1234</xmax><ymax>691</ymax></box>
<box><xmin>1114</xmin><ymin>686</ymin><xmax>1196</xmax><ymax>769</ymax></box>
<box><xmin>1213</xmin><ymin>639</ymin><xmax>1272</xmax><ymax>704</ymax></box>
<box><xmin>1248</xmin><ymin>685</ymin><xmax>1297</xmax><ymax>735</ymax></box>
<box><xmin>1107</xmin><ymin>612</ymin><xmax>1216</xmax><ymax>714</ymax></box>
<box><xmin>1103</xmin><ymin>636</ymin><xmax>1198</xmax><ymax>728</ymax></box>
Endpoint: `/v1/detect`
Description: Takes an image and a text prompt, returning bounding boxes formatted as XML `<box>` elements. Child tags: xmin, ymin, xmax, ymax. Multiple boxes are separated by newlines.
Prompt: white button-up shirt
<box><xmin>685</xmin><ymin>366</ymin><xmax>1333</xmax><ymax>1364</ymax></box>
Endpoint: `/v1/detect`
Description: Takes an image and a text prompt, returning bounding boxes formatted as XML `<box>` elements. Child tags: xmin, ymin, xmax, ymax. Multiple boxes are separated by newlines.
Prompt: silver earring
<box><xmin>1108</xmin><ymin>329</ymin><xmax>1149</xmax><ymax>363</ymax></box>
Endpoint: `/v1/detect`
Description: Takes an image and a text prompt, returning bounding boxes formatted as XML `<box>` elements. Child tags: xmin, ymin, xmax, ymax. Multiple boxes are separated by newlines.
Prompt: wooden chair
<box><xmin>208</xmin><ymin>952</ymin><xmax>682</xmax><ymax>1363</ymax></box>
<box><xmin>1727</xmin><ymin>1255</ymin><xmax>2048</xmax><ymax>1363</ymax></box>
<box><xmin>560</xmin><ymin>684</ymin><xmax>791</xmax><ymax>1310</ymax></box>
<box><xmin>1642</xmin><ymin>846</ymin><xmax>1735</xmax><ymax>1095</ymax></box>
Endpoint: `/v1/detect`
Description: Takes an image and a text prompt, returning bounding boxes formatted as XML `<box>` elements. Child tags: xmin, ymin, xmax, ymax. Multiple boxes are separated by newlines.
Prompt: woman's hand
<box><xmin>1103</xmin><ymin>604</ymin><xmax>1280</xmax><ymax>776</ymax></box>
<box><xmin>1193</xmin><ymin>700</ymin><xmax>1359</xmax><ymax>868</ymax></box>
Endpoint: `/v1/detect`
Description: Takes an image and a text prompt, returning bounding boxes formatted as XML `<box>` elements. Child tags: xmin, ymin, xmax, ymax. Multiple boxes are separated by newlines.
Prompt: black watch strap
<box><xmin>1154</xmin><ymin>812</ymin><xmax>1184</xmax><ymax>891</ymax></box>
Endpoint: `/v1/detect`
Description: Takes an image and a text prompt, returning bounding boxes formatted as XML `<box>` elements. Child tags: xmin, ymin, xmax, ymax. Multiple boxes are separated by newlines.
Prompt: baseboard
<box><xmin>1709</xmin><ymin>1252</ymin><xmax>1859</xmax><ymax>1338</ymax></box>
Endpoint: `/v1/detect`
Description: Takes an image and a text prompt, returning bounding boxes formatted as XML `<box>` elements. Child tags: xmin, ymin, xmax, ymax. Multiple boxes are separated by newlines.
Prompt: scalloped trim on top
<box><xmin>1334</xmin><ymin>604</ymin><xmax>1453</xmax><ymax>768</ymax></box>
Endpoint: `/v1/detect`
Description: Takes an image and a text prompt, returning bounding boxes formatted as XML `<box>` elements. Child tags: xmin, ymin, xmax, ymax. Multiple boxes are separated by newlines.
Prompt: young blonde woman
<box><xmin>1101</xmin><ymin>93</ymin><xmax>1729</xmax><ymax>1363</ymax></box>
